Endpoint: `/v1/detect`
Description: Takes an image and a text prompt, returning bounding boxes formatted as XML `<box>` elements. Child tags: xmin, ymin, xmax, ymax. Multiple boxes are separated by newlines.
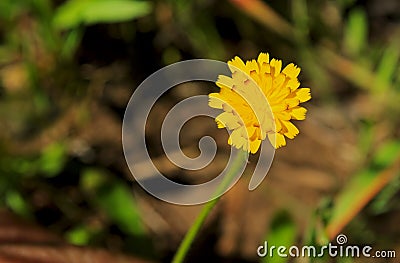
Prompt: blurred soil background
<box><xmin>0</xmin><ymin>0</ymin><xmax>400</xmax><ymax>262</ymax></box>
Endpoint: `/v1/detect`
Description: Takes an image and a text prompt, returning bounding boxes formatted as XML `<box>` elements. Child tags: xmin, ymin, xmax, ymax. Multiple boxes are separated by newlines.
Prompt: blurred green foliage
<box><xmin>261</xmin><ymin>211</ymin><xmax>297</xmax><ymax>263</ymax></box>
<box><xmin>0</xmin><ymin>0</ymin><xmax>151</xmax><ymax>257</ymax></box>
<box><xmin>81</xmin><ymin>168</ymin><xmax>145</xmax><ymax>237</ymax></box>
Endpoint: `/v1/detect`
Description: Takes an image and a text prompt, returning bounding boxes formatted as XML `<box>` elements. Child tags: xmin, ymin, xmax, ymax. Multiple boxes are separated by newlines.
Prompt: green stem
<box><xmin>172</xmin><ymin>150</ymin><xmax>248</xmax><ymax>263</ymax></box>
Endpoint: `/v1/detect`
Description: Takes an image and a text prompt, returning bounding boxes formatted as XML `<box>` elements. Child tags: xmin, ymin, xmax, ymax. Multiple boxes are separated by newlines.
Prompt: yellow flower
<box><xmin>209</xmin><ymin>52</ymin><xmax>311</xmax><ymax>153</ymax></box>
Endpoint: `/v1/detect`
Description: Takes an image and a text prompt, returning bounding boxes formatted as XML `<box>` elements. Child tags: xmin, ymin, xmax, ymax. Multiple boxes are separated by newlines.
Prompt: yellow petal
<box><xmin>229</xmin><ymin>128</ymin><xmax>249</xmax><ymax>151</ymax></box>
<box><xmin>216</xmin><ymin>119</ymin><xmax>226</xmax><ymax>128</ymax></box>
<box><xmin>287</xmin><ymin>79</ymin><xmax>300</xmax><ymax>91</ymax></box>
<box><xmin>246</xmin><ymin>126</ymin><xmax>256</xmax><ymax>140</ymax></box>
<box><xmin>295</xmin><ymin>88</ymin><xmax>311</xmax><ymax>102</ymax></box>
<box><xmin>269</xmin><ymin>87</ymin><xmax>291</xmax><ymax>104</ymax></box>
<box><xmin>246</xmin><ymin>59</ymin><xmax>259</xmax><ymax>74</ymax></box>
<box><xmin>268</xmin><ymin>132</ymin><xmax>286</xmax><ymax>148</ymax></box>
<box><xmin>270</xmin><ymin>58</ymin><xmax>282</xmax><ymax>77</ymax></box>
<box><xmin>231</xmin><ymin>69</ymin><xmax>250</xmax><ymax>87</ymax></box>
<box><xmin>216</xmin><ymin>81</ymin><xmax>231</xmax><ymax>91</ymax></box>
<box><xmin>215</xmin><ymin>112</ymin><xmax>241</xmax><ymax>129</ymax></box>
<box><xmin>271</xmin><ymin>104</ymin><xmax>286</xmax><ymax>112</ymax></box>
<box><xmin>228</xmin><ymin>56</ymin><xmax>246</xmax><ymax>73</ymax></box>
<box><xmin>282</xmin><ymin>63</ymin><xmax>301</xmax><ymax>79</ymax></box>
<box><xmin>219</xmin><ymin>84</ymin><xmax>235</xmax><ymax>97</ymax></box>
<box><xmin>273</xmin><ymin>73</ymin><xmax>286</xmax><ymax>89</ymax></box>
<box><xmin>281</xmin><ymin>120</ymin><xmax>299</xmax><ymax>139</ymax></box>
<box><xmin>260</xmin><ymin>115</ymin><xmax>275</xmax><ymax>138</ymax></box>
<box><xmin>208</xmin><ymin>93</ymin><xmax>224</xmax><ymax>109</ymax></box>
<box><xmin>276</xmin><ymin>133</ymin><xmax>286</xmax><ymax>148</ymax></box>
<box><xmin>289</xmin><ymin>106</ymin><xmax>307</xmax><ymax>120</ymax></box>
<box><xmin>244</xmin><ymin>60</ymin><xmax>261</xmax><ymax>85</ymax></box>
<box><xmin>275</xmin><ymin>111</ymin><xmax>291</xmax><ymax>121</ymax></box>
<box><xmin>257</xmin><ymin>52</ymin><xmax>270</xmax><ymax>67</ymax></box>
<box><xmin>263</xmin><ymin>75</ymin><xmax>273</xmax><ymax>95</ymax></box>
<box><xmin>275</xmin><ymin>118</ymin><xmax>282</xmax><ymax>132</ymax></box>
<box><xmin>222</xmin><ymin>103</ymin><xmax>234</xmax><ymax>113</ymax></box>
<box><xmin>284</xmin><ymin>97</ymin><xmax>300</xmax><ymax>108</ymax></box>
<box><xmin>250</xmin><ymin>139</ymin><xmax>261</xmax><ymax>154</ymax></box>
<box><xmin>216</xmin><ymin>75</ymin><xmax>235</xmax><ymax>89</ymax></box>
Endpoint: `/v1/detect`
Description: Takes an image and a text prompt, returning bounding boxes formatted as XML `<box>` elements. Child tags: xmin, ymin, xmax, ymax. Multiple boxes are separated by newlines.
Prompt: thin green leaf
<box><xmin>375</xmin><ymin>43</ymin><xmax>400</xmax><ymax>92</ymax></box>
<box><xmin>343</xmin><ymin>8</ymin><xmax>367</xmax><ymax>56</ymax></box>
<box><xmin>53</xmin><ymin>0</ymin><xmax>152</xmax><ymax>30</ymax></box>
<box><xmin>83</xmin><ymin>0</ymin><xmax>152</xmax><ymax>25</ymax></box>
<box><xmin>326</xmin><ymin>140</ymin><xmax>400</xmax><ymax>238</ymax></box>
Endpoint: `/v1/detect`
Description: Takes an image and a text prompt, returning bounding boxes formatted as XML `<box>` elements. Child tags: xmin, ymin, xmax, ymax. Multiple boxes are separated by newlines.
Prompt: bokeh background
<box><xmin>0</xmin><ymin>0</ymin><xmax>399</xmax><ymax>262</ymax></box>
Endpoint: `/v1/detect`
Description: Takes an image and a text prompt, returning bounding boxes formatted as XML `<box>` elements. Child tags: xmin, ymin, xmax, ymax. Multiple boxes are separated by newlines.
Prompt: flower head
<box><xmin>209</xmin><ymin>52</ymin><xmax>311</xmax><ymax>153</ymax></box>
